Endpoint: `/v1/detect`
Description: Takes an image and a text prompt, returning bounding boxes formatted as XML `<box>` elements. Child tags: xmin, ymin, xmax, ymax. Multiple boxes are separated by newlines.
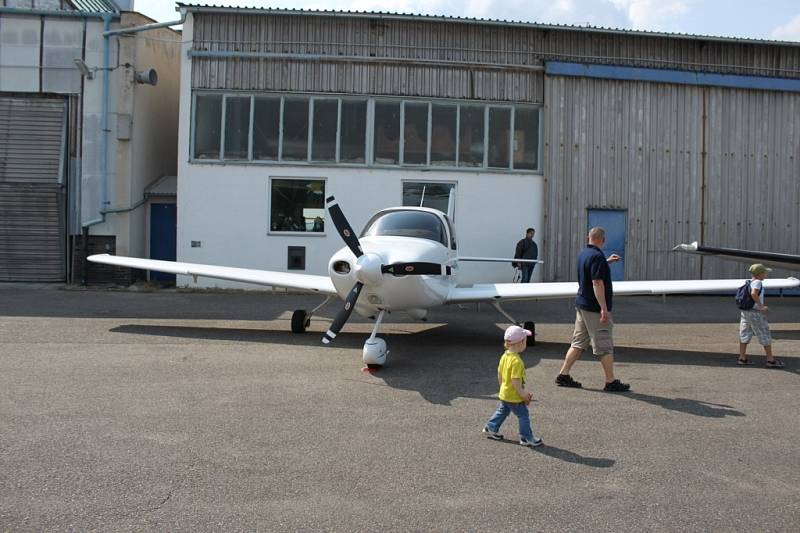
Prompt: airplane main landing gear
<box><xmin>291</xmin><ymin>310</ymin><xmax>310</xmax><ymax>333</ymax></box>
<box><xmin>291</xmin><ymin>296</ymin><xmax>333</xmax><ymax>334</ymax></box>
<box><xmin>492</xmin><ymin>302</ymin><xmax>536</xmax><ymax>347</ymax></box>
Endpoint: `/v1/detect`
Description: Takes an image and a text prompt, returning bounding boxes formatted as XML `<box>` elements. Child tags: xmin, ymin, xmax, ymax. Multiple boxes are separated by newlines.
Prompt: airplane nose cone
<box><xmin>354</xmin><ymin>253</ymin><xmax>384</xmax><ymax>285</ymax></box>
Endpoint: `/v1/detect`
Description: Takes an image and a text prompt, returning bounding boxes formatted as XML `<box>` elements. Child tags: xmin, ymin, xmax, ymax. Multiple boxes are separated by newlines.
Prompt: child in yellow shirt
<box><xmin>482</xmin><ymin>325</ymin><xmax>542</xmax><ymax>447</ymax></box>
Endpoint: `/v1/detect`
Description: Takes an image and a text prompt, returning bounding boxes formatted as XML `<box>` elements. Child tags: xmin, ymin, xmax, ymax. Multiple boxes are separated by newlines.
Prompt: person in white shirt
<box><xmin>738</xmin><ymin>263</ymin><xmax>784</xmax><ymax>368</ymax></box>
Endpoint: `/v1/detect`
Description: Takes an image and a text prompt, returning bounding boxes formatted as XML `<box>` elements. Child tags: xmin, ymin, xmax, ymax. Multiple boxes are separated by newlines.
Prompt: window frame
<box><xmin>190</xmin><ymin>91</ymin><xmax>542</xmax><ymax>174</ymax></box>
<box><xmin>267</xmin><ymin>176</ymin><xmax>328</xmax><ymax>236</ymax></box>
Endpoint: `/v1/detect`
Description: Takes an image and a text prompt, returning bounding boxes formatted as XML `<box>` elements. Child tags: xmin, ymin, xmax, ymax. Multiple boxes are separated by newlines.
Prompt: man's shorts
<box><xmin>739</xmin><ymin>310</ymin><xmax>771</xmax><ymax>346</ymax></box>
<box><xmin>571</xmin><ymin>308</ymin><xmax>614</xmax><ymax>356</ymax></box>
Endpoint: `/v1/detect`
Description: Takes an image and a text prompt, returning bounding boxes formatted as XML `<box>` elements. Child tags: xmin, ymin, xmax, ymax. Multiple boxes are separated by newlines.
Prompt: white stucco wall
<box><xmin>174</xmin><ymin>164</ymin><xmax>544</xmax><ymax>288</ymax></box>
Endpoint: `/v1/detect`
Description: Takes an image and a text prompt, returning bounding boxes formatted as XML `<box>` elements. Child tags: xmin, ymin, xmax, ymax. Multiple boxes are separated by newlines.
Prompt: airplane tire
<box><xmin>291</xmin><ymin>310</ymin><xmax>308</xmax><ymax>333</ymax></box>
<box><xmin>523</xmin><ymin>321</ymin><xmax>536</xmax><ymax>346</ymax></box>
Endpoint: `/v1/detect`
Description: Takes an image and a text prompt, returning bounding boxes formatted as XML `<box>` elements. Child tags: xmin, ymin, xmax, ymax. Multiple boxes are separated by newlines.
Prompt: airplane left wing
<box><xmin>446</xmin><ymin>277</ymin><xmax>800</xmax><ymax>304</ymax></box>
<box><xmin>87</xmin><ymin>254</ymin><xmax>337</xmax><ymax>294</ymax></box>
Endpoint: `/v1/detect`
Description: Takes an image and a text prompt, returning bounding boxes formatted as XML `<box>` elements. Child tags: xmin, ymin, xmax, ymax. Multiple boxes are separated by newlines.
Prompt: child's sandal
<box><xmin>737</xmin><ymin>358</ymin><xmax>754</xmax><ymax>366</ymax></box>
<box><xmin>765</xmin><ymin>359</ymin><xmax>785</xmax><ymax>368</ymax></box>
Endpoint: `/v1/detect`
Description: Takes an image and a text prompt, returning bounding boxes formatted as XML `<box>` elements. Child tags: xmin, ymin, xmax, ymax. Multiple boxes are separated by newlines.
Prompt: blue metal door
<box><xmin>587</xmin><ymin>209</ymin><xmax>626</xmax><ymax>281</ymax></box>
<box><xmin>150</xmin><ymin>203</ymin><xmax>177</xmax><ymax>282</ymax></box>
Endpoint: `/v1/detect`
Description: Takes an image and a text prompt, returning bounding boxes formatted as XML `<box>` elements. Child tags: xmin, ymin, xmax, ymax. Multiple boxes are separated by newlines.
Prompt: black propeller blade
<box><xmin>381</xmin><ymin>262</ymin><xmax>453</xmax><ymax>276</ymax></box>
<box><xmin>322</xmin><ymin>282</ymin><xmax>363</xmax><ymax>344</ymax></box>
<box><xmin>326</xmin><ymin>195</ymin><xmax>362</xmax><ymax>258</ymax></box>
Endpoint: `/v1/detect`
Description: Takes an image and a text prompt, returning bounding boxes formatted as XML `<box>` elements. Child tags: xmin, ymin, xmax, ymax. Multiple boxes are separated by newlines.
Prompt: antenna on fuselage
<box><xmin>419</xmin><ymin>185</ymin><xmax>426</xmax><ymax>207</ymax></box>
<box><xmin>446</xmin><ymin>187</ymin><xmax>455</xmax><ymax>222</ymax></box>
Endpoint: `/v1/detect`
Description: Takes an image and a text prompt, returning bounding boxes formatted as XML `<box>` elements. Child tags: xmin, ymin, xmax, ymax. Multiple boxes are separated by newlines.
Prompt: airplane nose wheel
<box><xmin>523</xmin><ymin>321</ymin><xmax>536</xmax><ymax>346</ymax></box>
<box><xmin>291</xmin><ymin>309</ymin><xmax>310</xmax><ymax>333</ymax></box>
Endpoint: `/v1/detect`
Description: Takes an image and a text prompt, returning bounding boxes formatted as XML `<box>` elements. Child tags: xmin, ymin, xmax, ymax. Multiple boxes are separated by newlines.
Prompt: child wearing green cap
<box><xmin>738</xmin><ymin>264</ymin><xmax>784</xmax><ymax>368</ymax></box>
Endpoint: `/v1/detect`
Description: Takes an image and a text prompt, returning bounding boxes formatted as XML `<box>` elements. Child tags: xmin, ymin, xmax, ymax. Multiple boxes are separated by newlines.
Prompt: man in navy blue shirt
<box><xmin>555</xmin><ymin>227</ymin><xmax>630</xmax><ymax>392</ymax></box>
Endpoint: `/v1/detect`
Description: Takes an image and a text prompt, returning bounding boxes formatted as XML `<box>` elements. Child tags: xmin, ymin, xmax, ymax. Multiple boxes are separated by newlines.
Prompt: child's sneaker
<box><xmin>520</xmin><ymin>437</ymin><xmax>543</xmax><ymax>447</ymax></box>
<box><xmin>482</xmin><ymin>427</ymin><xmax>503</xmax><ymax>440</ymax></box>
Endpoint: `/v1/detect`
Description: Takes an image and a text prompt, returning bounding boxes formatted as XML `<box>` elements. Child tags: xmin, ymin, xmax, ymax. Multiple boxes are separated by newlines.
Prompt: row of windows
<box><xmin>193</xmin><ymin>93</ymin><xmax>541</xmax><ymax>171</ymax></box>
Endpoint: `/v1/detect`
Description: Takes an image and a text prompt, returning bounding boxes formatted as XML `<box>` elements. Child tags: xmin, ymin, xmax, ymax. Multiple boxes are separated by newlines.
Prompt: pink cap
<box><xmin>504</xmin><ymin>325</ymin><xmax>532</xmax><ymax>343</ymax></box>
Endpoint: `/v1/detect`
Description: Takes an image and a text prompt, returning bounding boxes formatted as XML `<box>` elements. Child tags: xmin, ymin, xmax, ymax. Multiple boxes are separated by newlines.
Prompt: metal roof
<box><xmin>68</xmin><ymin>0</ymin><xmax>118</xmax><ymax>13</ymax></box>
<box><xmin>176</xmin><ymin>2</ymin><xmax>800</xmax><ymax>48</ymax></box>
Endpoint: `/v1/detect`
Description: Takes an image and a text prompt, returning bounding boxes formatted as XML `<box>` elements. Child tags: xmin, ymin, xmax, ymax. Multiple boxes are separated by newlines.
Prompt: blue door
<box><xmin>150</xmin><ymin>203</ymin><xmax>177</xmax><ymax>282</ymax></box>
<box><xmin>587</xmin><ymin>209</ymin><xmax>626</xmax><ymax>281</ymax></box>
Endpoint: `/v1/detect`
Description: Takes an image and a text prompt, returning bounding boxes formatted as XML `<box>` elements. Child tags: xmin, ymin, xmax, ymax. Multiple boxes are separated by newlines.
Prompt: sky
<box><xmin>133</xmin><ymin>0</ymin><xmax>800</xmax><ymax>42</ymax></box>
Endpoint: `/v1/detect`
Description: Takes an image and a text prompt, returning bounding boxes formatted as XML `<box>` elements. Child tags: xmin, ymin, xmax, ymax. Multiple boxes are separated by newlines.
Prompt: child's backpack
<box><xmin>735</xmin><ymin>281</ymin><xmax>756</xmax><ymax>310</ymax></box>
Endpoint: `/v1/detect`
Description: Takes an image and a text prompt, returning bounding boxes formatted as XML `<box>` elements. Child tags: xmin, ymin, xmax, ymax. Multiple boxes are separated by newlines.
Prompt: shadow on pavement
<box><xmin>488</xmin><ymin>439</ymin><xmax>615</xmax><ymax>467</ymax></box>
<box><xmin>583</xmin><ymin>389</ymin><xmax>745</xmax><ymax>418</ymax></box>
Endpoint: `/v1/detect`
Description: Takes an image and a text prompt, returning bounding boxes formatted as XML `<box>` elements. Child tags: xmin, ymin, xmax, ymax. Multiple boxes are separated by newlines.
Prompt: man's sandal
<box><xmin>737</xmin><ymin>359</ymin><xmax>754</xmax><ymax>366</ymax></box>
<box><xmin>765</xmin><ymin>359</ymin><xmax>785</xmax><ymax>368</ymax></box>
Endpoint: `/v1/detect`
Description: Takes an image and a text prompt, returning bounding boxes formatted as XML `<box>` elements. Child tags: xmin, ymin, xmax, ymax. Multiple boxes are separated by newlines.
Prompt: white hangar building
<box><xmin>172</xmin><ymin>3</ymin><xmax>800</xmax><ymax>288</ymax></box>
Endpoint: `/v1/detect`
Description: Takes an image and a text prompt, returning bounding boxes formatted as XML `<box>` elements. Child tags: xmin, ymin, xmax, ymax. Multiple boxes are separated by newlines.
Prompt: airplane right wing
<box><xmin>445</xmin><ymin>277</ymin><xmax>800</xmax><ymax>304</ymax></box>
<box><xmin>87</xmin><ymin>254</ymin><xmax>337</xmax><ymax>294</ymax></box>
<box><xmin>674</xmin><ymin>242</ymin><xmax>800</xmax><ymax>271</ymax></box>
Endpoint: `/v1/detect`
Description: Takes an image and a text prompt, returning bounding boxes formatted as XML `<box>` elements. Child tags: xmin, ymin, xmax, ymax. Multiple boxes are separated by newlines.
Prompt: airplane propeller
<box><xmin>322</xmin><ymin>196</ymin><xmax>453</xmax><ymax>344</ymax></box>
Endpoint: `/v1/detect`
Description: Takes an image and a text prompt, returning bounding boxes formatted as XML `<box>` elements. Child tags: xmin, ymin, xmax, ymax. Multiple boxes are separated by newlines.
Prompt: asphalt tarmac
<box><xmin>1</xmin><ymin>286</ymin><xmax>799</xmax><ymax>531</ymax></box>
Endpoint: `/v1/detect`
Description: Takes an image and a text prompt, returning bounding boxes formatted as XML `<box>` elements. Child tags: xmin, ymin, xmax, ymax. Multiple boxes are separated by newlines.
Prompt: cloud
<box><xmin>609</xmin><ymin>0</ymin><xmax>691</xmax><ymax>30</ymax></box>
<box><xmin>771</xmin><ymin>13</ymin><xmax>800</xmax><ymax>42</ymax></box>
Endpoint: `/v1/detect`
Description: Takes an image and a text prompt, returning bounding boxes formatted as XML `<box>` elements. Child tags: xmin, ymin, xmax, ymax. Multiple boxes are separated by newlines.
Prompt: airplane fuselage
<box><xmin>328</xmin><ymin>235</ymin><xmax>456</xmax><ymax>316</ymax></box>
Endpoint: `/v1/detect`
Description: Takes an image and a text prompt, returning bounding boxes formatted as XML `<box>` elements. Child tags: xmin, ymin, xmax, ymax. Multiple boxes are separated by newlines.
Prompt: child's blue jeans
<box><xmin>485</xmin><ymin>401</ymin><xmax>534</xmax><ymax>441</ymax></box>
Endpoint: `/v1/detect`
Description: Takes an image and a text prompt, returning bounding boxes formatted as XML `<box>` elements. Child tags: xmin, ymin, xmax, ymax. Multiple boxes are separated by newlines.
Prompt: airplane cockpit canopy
<box><xmin>361</xmin><ymin>209</ymin><xmax>448</xmax><ymax>247</ymax></box>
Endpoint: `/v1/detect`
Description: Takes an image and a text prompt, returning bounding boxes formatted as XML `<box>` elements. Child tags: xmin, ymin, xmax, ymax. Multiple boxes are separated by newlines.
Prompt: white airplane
<box><xmin>89</xmin><ymin>197</ymin><xmax>800</xmax><ymax>368</ymax></box>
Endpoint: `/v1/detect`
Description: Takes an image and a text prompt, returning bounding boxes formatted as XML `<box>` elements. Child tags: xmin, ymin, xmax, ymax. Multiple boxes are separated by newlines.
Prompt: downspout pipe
<box><xmin>82</xmin><ymin>12</ymin><xmax>115</xmax><ymax>228</ymax></box>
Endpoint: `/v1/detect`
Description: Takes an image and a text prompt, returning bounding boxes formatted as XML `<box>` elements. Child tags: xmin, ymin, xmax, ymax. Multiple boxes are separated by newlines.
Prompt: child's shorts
<box><xmin>739</xmin><ymin>310</ymin><xmax>771</xmax><ymax>346</ymax></box>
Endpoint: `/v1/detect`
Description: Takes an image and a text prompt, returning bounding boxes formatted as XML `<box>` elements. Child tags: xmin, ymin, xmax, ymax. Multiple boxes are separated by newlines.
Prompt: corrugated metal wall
<box><xmin>0</xmin><ymin>95</ymin><xmax>66</xmax><ymax>282</ymax></box>
<box><xmin>543</xmin><ymin>76</ymin><xmax>800</xmax><ymax>282</ymax></box>
<box><xmin>543</xmin><ymin>76</ymin><xmax>703</xmax><ymax>281</ymax></box>
<box><xmin>190</xmin><ymin>12</ymin><xmax>800</xmax><ymax>101</ymax></box>
<box><xmin>703</xmin><ymin>88</ymin><xmax>800</xmax><ymax>279</ymax></box>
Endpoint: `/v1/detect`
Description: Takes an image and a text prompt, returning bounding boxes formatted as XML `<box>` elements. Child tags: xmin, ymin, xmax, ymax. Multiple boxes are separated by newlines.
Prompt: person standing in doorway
<box><xmin>513</xmin><ymin>228</ymin><xmax>539</xmax><ymax>283</ymax></box>
<box><xmin>555</xmin><ymin>226</ymin><xmax>630</xmax><ymax>392</ymax></box>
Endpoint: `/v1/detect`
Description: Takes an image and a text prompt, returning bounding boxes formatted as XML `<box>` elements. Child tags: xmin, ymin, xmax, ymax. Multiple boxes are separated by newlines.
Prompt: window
<box><xmin>488</xmin><ymin>107</ymin><xmax>511</xmax><ymax>168</ymax></box>
<box><xmin>430</xmin><ymin>104</ymin><xmax>457</xmax><ymax>166</ymax></box>
<box><xmin>270</xmin><ymin>179</ymin><xmax>326</xmax><ymax>233</ymax></box>
<box><xmin>514</xmin><ymin>107</ymin><xmax>540</xmax><ymax>170</ymax></box>
<box><xmin>282</xmin><ymin>98</ymin><xmax>309</xmax><ymax>161</ymax></box>
<box><xmin>361</xmin><ymin>210</ymin><xmax>447</xmax><ymax>246</ymax></box>
<box><xmin>458</xmin><ymin>105</ymin><xmax>484</xmax><ymax>167</ymax></box>
<box><xmin>224</xmin><ymin>96</ymin><xmax>251</xmax><ymax>160</ymax></box>
<box><xmin>374</xmin><ymin>102</ymin><xmax>400</xmax><ymax>164</ymax></box>
<box><xmin>194</xmin><ymin>94</ymin><xmax>222</xmax><ymax>159</ymax></box>
<box><xmin>253</xmin><ymin>97</ymin><xmax>280</xmax><ymax>160</ymax></box>
<box><xmin>402</xmin><ymin>181</ymin><xmax>455</xmax><ymax>215</ymax></box>
<box><xmin>403</xmin><ymin>102</ymin><xmax>428</xmax><ymax>165</ymax></box>
<box><xmin>340</xmin><ymin>100</ymin><xmax>367</xmax><ymax>163</ymax></box>
<box><xmin>311</xmin><ymin>99</ymin><xmax>338</xmax><ymax>162</ymax></box>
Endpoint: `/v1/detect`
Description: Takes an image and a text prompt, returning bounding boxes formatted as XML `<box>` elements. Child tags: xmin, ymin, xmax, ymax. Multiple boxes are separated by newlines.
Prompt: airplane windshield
<box><xmin>361</xmin><ymin>210</ymin><xmax>447</xmax><ymax>246</ymax></box>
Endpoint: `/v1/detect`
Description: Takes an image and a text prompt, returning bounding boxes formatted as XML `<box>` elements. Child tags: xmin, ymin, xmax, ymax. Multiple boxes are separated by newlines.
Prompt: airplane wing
<box><xmin>674</xmin><ymin>242</ymin><xmax>800</xmax><ymax>271</ymax></box>
<box><xmin>445</xmin><ymin>277</ymin><xmax>800</xmax><ymax>304</ymax></box>
<box><xmin>87</xmin><ymin>254</ymin><xmax>337</xmax><ymax>294</ymax></box>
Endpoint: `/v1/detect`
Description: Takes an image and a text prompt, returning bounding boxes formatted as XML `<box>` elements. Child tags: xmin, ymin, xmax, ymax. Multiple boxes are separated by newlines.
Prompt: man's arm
<box><xmin>593</xmin><ymin>279</ymin><xmax>610</xmax><ymax>323</ymax></box>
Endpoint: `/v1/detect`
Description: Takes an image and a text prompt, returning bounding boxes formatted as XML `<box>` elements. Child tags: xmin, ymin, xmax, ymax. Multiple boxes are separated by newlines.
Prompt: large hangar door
<box><xmin>0</xmin><ymin>96</ymin><xmax>67</xmax><ymax>282</ymax></box>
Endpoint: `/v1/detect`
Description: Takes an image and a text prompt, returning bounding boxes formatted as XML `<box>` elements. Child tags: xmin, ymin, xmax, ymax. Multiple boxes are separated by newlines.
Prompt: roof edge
<box><xmin>175</xmin><ymin>3</ymin><xmax>800</xmax><ymax>49</ymax></box>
